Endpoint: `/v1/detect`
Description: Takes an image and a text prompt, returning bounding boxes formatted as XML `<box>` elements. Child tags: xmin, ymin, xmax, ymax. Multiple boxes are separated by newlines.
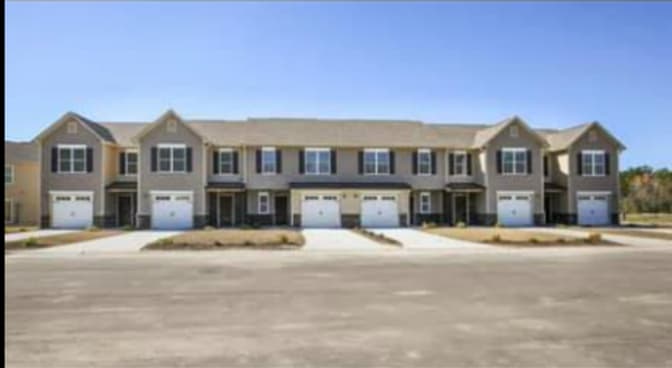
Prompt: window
<box><xmin>5</xmin><ymin>165</ymin><xmax>14</xmax><ymax>184</ymax></box>
<box><xmin>305</xmin><ymin>148</ymin><xmax>331</xmax><ymax>175</ymax></box>
<box><xmin>419</xmin><ymin>192</ymin><xmax>431</xmax><ymax>214</ymax></box>
<box><xmin>453</xmin><ymin>152</ymin><xmax>468</xmax><ymax>176</ymax></box>
<box><xmin>58</xmin><ymin>145</ymin><xmax>87</xmax><ymax>173</ymax></box>
<box><xmin>502</xmin><ymin>148</ymin><xmax>527</xmax><ymax>175</ymax></box>
<box><xmin>121</xmin><ymin>151</ymin><xmax>138</xmax><ymax>175</ymax></box>
<box><xmin>363</xmin><ymin>149</ymin><xmax>390</xmax><ymax>175</ymax></box>
<box><xmin>158</xmin><ymin>144</ymin><xmax>186</xmax><ymax>173</ymax></box>
<box><xmin>219</xmin><ymin>149</ymin><xmax>235</xmax><ymax>175</ymax></box>
<box><xmin>582</xmin><ymin>150</ymin><xmax>606</xmax><ymax>176</ymax></box>
<box><xmin>258</xmin><ymin>192</ymin><xmax>270</xmax><ymax>214</ymax></box>
<box><xmin>417</xmin><ymin>149</ymin><xmax>432</xmax><ymax>175</ymax></box>
<box><xmin>262</xmin><ymin>147</ymin><xmax>277</xmax><ymax>174</ymax></box>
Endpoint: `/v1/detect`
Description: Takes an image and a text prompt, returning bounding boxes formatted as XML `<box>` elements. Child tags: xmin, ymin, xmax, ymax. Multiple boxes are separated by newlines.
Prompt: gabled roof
<box><xmin>131</xmin><ymin>110</ymin><xmax>208</xmax><ymax>143</ymax></box>
<box><xmin>472</xmin><ymin>116</ymin><xmax>549</xmax><ymax>149</ymax></box>
<box><xmin>541</xmin><ymin>121</ymin><xmax>626</xmax><ymax>152</ymax></box>
<box><xmin>5</xmin><ymin>141</ymin><xmax>38</xmax><ymax>163</ymax></box>
<box><xmin>33</xmin><ymin>112</ymin><xmax>117</xmax><ymax>144</ymax></box>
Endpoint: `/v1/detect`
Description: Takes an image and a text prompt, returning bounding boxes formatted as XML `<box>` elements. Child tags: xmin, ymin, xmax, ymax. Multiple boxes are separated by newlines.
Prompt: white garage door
<box><xmin>578</xmin><ymin>195</ymin><xmax>609</xmax><ymax>226</ymax></box>
<box><xmin>151</xmin><ymin>193</ymin><xmax>193</xmax><ymax>229</ymax></box>
<box><xmin>497</xmin><ymin>194</ymin><xmax>533</xmax><ymax>226</ymax></box>
<box><xmin>52</xmin><ymin>193</ymin><xmax>94</xmax><ymax>229</ymax></box>
<box><xmin>361</xmin><ymin>195</ymin><xmax>399</xmax><ymax>228</ymax></box>
<box><xmin>301</xmin><ymin>195</ymin><xmax>341</xmax><ymax>228</ymax></box>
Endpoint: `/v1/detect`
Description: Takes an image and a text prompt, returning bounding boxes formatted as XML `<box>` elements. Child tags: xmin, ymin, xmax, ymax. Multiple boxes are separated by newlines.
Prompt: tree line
<box><xmin>620</xmin><ymin>166</ymin><xmax>672</xmax><ymax>214</ymax></box>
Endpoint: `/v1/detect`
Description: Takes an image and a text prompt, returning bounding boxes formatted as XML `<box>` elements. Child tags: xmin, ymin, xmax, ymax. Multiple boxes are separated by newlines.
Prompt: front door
<box><xmin>275</xmin><ymin>196</ymin><xmax>288</xmax><ymax>226</ymax></box>
<box><xmin>544</xmin><ymin>195</ymin><xmax>553</xmax><ymax>224</ymax></box>
<box><xmin>218</xmin><ymin>195</ymin><xmax>234</xmax><ymax>227</ymax></box>
<box><xmin>454</xmin><ymin>194</ymin><xmax>468</xmax><ymax>225</ymax></box>
<box><xmin>118</xmin><ymin>195</ymin><xmax>134</xmax><ymax>227</ymax></box>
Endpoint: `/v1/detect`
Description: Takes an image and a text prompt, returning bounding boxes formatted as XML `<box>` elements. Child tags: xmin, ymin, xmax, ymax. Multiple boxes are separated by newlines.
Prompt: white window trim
<box><xmin>452</xmin><ymin>150</ymin><xmax>469</xmax><ymax>177</ymax></box>
<box><xmin>5</xmin><ymin>165</ymin><xmax>15</xmax><ymax>185</ymax></box>
<box><xmin>419</xmin><ymin>192</ymin><xmax>432</xmax><ymax>214</ymax></box>
<box><xmin>57</xmin><ymin>144</ymin><xmax>88</xmax><ymax>174</ymax></box>
<box><xmin>218</xmin><ymin>148</ymin><xmax>236</xmax><ymax>176</ymax></box>
<box><xmin>122</xmin><ymin>149</ymin><xmax>139</xmax><ymax>176</ymax></box>
<box><xmin>581</xmin><ymin>150</ymin><xmax>606</xmax><ymax>177</ymax></box>
<box><xmin>258</xmin><ymin>192</ymin><xmax>271</xmax><ymax>214</ymax></box>
<box><xmin>261</xmin><ymin>147</ymin><xmax>277</xmax><ymax>176</ymax></box>
<box><xmin>304</xmin><ymin>147</ymin><xmax>331</xmax><ymax>176</ymax></box>
<box><xmin>417</xmin><ymin>149</ymin><xmax>432</xmax><ymax>176</ymax></box>
<box><xmin>363</xmin><ymin>148</ymin><xmax>391</xmax><ymax>176</ymax></box>
<box><xmin>157</xmin><ymin>143</ymin><xmax>187</xmax><ymax>174</ymax></box>
<box><xmin>5</xmin><ymin>198</ymin><xmax>13</xmax><ymax>224</ymax></box>
<box><xmin>501</xmin><ymin>147</ymin><xmax>528</xmax><ymax>176</ymax></box>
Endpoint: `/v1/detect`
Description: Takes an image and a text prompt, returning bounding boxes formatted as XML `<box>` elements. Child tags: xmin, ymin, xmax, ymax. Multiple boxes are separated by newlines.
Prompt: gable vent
<box><xmin>67</xmin><ymin>121</ymin><xmax>78</xmax><ymax>134</ymax></box>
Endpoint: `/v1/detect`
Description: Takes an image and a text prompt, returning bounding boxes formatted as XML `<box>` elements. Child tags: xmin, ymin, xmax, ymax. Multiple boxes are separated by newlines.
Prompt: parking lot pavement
<box><xmin>367</xmin><ymin>228</ymin><xmax>491</xmax><ymax>250</ymax></box>
<box><xmin>523</xmin><ymin>227</ymin><xmax>672</xmax><ymax>248</ymax></box>
<box><xmin>5</xmin><ymin>249</ymin><xmax>672</xmax><ymax>367</ymax></box>
<box><xmin>12</xmin><ymin>231</ymin><xmax>182</xmax><ymax>256</ymax></box>
<box><xmin>302</xmin><ymin>229</ymin><xmax>385</xmax><ymax>251</ymax></box>
<box><xmin>5</xmin><ymin>229</ymin><xmax>77</xmax><ymax>242</ymax></box>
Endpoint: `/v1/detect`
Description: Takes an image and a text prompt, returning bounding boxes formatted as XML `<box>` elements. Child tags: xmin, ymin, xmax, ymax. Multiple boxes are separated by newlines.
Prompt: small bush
<box><xmin>203</xmin><ymin>226</ymin><xmax>215</xmax><ymax>231</ymax></box>
<box><xmin>456</xmin><ymin>221</ymin><xmax>466</xmax><ymax>228</ymax></box>
<box><xmin>240</xmin><ymin>224</ymin><xmax>253</xmax><ymax>230</ymax></box>
<box><xmin>280</xmin><ymin>235</ymin><xmax>289</xmax><ymax>244</ymax></box>
<box><xmin>24</xmin><ymin>237</ymin><xmax>39</xmax><ymax>247</ymax></box>
<box><xmin>556</xmin><ymin>237</ymin><xmax>566</xmax><ymax>244</ymax></box>
<box><xmin>19</xmin><ymin>228</ymin><xmax>28</xmax><ymax>232</ymax></box>
<box><xmin>422</xmin><ymin>222</ymin><xmax>437</xmax><ymax>229</ymax></box>
<box><xmin>160</xmin><ymin>238</ymin><xmax>173</xmax><ymax>246</ymax></box>
<box><xmin>529</xmin><ymin>237</ymin><xmax>539</xmax><ymax>244</ymax></box>
<box><xmin>243</xmin><ymin>240</ymin><xmax>254</xmax><ymax>246</ymax></box>
<box><xmin>586</xmin><ymin>232</ymin><xmax>602</xmax><ymax>244</ymax></box>
<box><xmin>121</xmin><ymin>225</ymin><xmax>134</xmax><ymax>231</ymax></box>
<box><xmin>494</xmin><ymin>222</ymin><xmax>503</xmax><ymax>228</ymax></box>
<box><xmin>490</xmin><ymin>234</ymin><xmax>502</xmax><ymax>243</ymax></box>
<box><xmin>214</xmin><ymin>240</ymin><xmax>224</xmax><ymax>247</ymax></box>
<box><xmin>86</xmin><ymin>225</ymin><xmax>100</xmax><ymax>232</ymax></box>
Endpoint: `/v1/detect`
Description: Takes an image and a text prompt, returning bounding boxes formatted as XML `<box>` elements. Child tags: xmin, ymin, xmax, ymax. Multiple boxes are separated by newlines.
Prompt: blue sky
<box><xmin>5</xmin><ymin>1</ymin><xmax>671</xmax><ymax>169</ymax></box>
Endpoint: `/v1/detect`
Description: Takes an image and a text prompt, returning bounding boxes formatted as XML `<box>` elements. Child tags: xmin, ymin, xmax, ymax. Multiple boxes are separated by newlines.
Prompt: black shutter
<box><xmin>467</xmin><ymin>153</ymin><xmax>472</xmax><ymax>176</ymax></box>
<box><xmin>276</xmin><ymin>149</ymin><xmax>282</xmax><ymax>173</ymax></box>
<box><xmin>151</xmin><ymin>147</ymin><xmax>157</xmax><ymax>172</ymax></box>
<box><xmin>51</xmin><ymin>147</ymin><xmax>58</xmax><ymax>172</ymax></box>
<box><xmin>86</xmin><ymin>148</ymin><xmax>93</xmax><ymax>172</ymax></box>
<box><xmin>186</xmin><ymin>147</ymin><xmax>193</xmax><ymax>172</ymax></box>
<box><xmin>605</xmin><ymin>153</ymin><xmax>611</xmax><ymax>175</ymax></box>
<box><xmin>331</xmin><ymin>149</ymin><xmax>337</xmax><ymax>174</ymax></box>
<box><xmin>431</xmin><ymin>151</ymin><xmax>437</xmax><ymax>175</ymax></box>
<box><xmin>496</xmin><ymin>150</ymin><xmax>502</xmax><ymax>174</ymax></box>
<box><xmin>412</xmin><ymin>152</ymin><xmax>418</xmax><ymax>175</ymax></box>
<box><xmin>233</xmin><ymin>151</ymin><xmax>239</xmax><ymax>174</ymax></box>
<box><xmin>449</xmin><ymin>153</ymin><xmax>455</xmax><ymax>175</ymax></box>
<box><xmin>389</xmin><ymin>151</ymin><xmax>395</xmax><ymax>174</ymax></box>
<box><xmin>298</xmin><ymin>149</ymin><xmax>304</xmax><ymax>174</ymax></box>
<box><xmin>526</xmin><ymin>149</ymin><xmax>532</xmax><ymax>174</ymax></box>
<box><xmin>213</xmin><ymin>151</ymin><xmax>219</xmax><ymax>174</ymax></box>
<box><xmin>255</xmin><ymin>149</ymin><xmax>261</xmax><ymax>173</ymax></box>
<box><xmin>119</xmin><ymin>152</ymin><xmax>126</xmax><ymax>175</ymax></box>
<box><xmin>543</xmin><ymin>156</ymin><xmax>549</xmax><ymax>176</ymax></box>
<box><xmin>358</xmin><ymin>151</ymin><xmax>364</xmax><ymax>174</ymax></box>
<box><xmin>577</xmin><ymin>153</ymin><xmax>583</xmax><ymax>175</ymax></box>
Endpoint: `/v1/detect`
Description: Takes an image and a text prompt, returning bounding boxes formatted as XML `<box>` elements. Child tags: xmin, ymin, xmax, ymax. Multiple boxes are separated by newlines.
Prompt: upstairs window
<box><xmin>502</xmin><ymin>148</ymin><xmax>527</xmax><ymax>175</ymax></box>
<box><xmin>305</xmin><ymin>148</ymin><xmax>331</xmax><ymax>175</ymax></box>
<box><xmin>262</xmin><ymin>147</ymin><xmax>277</xmax><ymax>174</ymax></box>
<box><xmin>5</xmin><ymin>165</ymin><xmax>14</xmax><ymax>184</ymax></box>
<box><xmin>219</xmin><ymin>149</ymin><xmax>235</xmax><ymax>174</ymax></box>
<box><xmin>120</xmin><ymin>150</ymin><xmax>138</xmax><ymax>175</ymax></box>
<box><xmin>453</xmin><ymin>152</ymin><xmax>468</xmax><ymax>176</ymax></box>
<box><xmin>364</xmin><ymin>149</ymin><xmax>390</xmax><ymax>175</ymax></box>
<box><xmin>582</xmin><ymin>150</ymin><xmax>606</xmax><ymax>176</ymax></box>
<box><xmin>158</xmin><ymin>144</ymin><xmax>187</xmax><ymax>173</ymax></box>
<box><xmin>417</xmin><ymin>149</ymin><xmax>432</xmax><ymax>175</ymax></box>
<box><xmin>58</xmin><ymin>145</ymin><xmax>87</xmax><ymax>173</ymax></box>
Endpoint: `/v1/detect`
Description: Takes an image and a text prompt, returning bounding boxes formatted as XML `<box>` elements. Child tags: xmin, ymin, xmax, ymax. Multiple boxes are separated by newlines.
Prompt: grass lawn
<box><xmin>352</xmin><ymin>229</ymin><xmax>401</xmax><ymax>247</ymax></box>
<box><xmin>4</xmin><ymin>226</ymin><xmax>38</xmax><ymax>234</ymax></box>
<box><xmin>5</xmin><ymin>230</ymin><xmax>123</xmax><ymax>251</ymax></box>
<box><xmin>426</xmin><ymin>227</ymin><xmax>617</xmax><ymax>246</ymax></box>
<box><xmin>143</xmin><ymin>229</ymin><xmax>305</xmax><ymax>250</ymax></box>
<box><xmin>581</xmin><ymin>228</ymin><xmax>672</xmax><ymax>241</ymax></box>
<box><xmin>622</xmin><ymin>213</ymin><xmax>672</xmax><ymax>227</ymax></box>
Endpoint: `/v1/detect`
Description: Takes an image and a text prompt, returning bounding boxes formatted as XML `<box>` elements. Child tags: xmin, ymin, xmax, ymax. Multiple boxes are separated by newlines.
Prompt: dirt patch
<box><xmin>351</xmin><ymin>228</ymin><xmax>401</xmax><ymax>247</ymax></box>
<box><xmin>143</xmin><ymin>229</ymin><xmax>305</xmax><ymax>250</ymax></box>
<box><xmin>427</xmin><ymin>227</ymin><xmax>619</xmax><ymax>247</ymax></box>
<box><xmin>5</xmin><ymin>230</ymin><xmax>123</xmax><ymax>250</ymax></box>
<box><xmin>583</xmin><ymin>228</ymin><xmax>672</xmax><ymax>241</ymax></box>
<box><xmin>4</xmin><ymin>226</ymin><xmax>38</xmax><ymax>234</ymax></box>
<box><xmin>622</xmin><ymin>213</ymin><xmax>672</xmax><ymax>227</ymax></box>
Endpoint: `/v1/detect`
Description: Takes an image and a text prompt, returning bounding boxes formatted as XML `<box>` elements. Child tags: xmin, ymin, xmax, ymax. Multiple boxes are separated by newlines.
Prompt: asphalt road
<box><xmin>6</xmin><ymin>249</ymin><xmax>672</xmax><ymax>367</ymax></box>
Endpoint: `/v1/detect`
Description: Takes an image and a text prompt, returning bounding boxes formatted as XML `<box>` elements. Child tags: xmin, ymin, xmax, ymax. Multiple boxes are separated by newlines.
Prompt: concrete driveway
<box><xmin>302</xmin><ymin>229</ymin><xmax>384</xmax><ymax>251</ymax></box>
<box><xmin>15</xmin><ymin>231</ymin><xmax>182</xmax><ymax>256</ymax></box>
<box><xmin>522</xmin><ymin>227</ymin><xmax>672</xmax><ymax>248</ymax></box>
<box><xmin>367</xmin><ymin>228</ymin><xmax>491</xmax><ymax>250</ymax></box>
<box><xmin>5</xmin><ymin>229</ymin><xmax>77</xmax><ymax>242</ymax></box>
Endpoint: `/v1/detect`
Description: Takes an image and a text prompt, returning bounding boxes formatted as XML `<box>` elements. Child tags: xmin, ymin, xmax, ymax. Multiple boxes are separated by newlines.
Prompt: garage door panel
<box><xmin>361</xmin><ymin>195</ymin><xmax>399</xmax><ymax>228</ymax></box>
<box><xmin>301</xmin><ymin>196</ymin><xmax>341</xmax><ymax>228</ymax></box>
<box><xmin>52</xmin><ymin>194</ymin><xmax>93</xmax><ymax>229</ymax></box>
<box><xmin>151</xmin><ymin>194</ymin><xmax>193</xmax><ymax>229</ymax></box>
<box><xmin>497</xmin><ymin>195</ymin><xmax>532</xmax><ymax>227</ymax></box>
<box><xmin>578</xmin><ymin>195</ymin><xmax>609</xmax><ymax>226</ymax></box>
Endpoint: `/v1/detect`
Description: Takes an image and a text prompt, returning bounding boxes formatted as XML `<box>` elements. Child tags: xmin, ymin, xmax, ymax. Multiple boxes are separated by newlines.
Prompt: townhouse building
<box><xmin>31</xmin><ymin>110</ymin><xmax>624</xmax><ymax>229</ymax></box>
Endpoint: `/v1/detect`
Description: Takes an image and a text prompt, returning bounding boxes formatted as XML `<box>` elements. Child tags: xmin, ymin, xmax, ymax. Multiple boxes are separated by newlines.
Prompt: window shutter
<box><xmin>467</xmin><ymin>153</ymin><xmax>472</xmax><ymax>176</ymax></box>
<box><xmin>255</xmin><ymin>150</ymin><xmax>261</xmax><ymax>173</ymax></box>
<box><xmin>577</xmin><ymin>153</ymin><xmax>583</xmax><ymax>175</ymax></box>
<box><xmin>526</xmin><ymin>149</ymin><xmax>532</xmax><ymax>174</ymax></box>
<box><xmin>431</xmin><ymin>151</ymin><xmax>437</xmax><ymax>175</ymax></box>
<box><xmin>186</xmin><ymin>147</ymin><xmax>193</xmax><ymax>172</ymax></box>
<box><xmin>233</xmin><ymin>151</ymin><xmax>239</xmax><ymax>174</ymax></box>
<box><xmin>389</xmin><ymin>151</ymin><xmax>396</xmax><ymax>174</ymax></box>
<box><xmin>605</xmin><ymin>153</ymin><xmax>611</xmax><ymax>175</ymax></box>
<box><xmin>448</xmin><ymin>153</ymin><xmax>455</xmax><ymax>175</ymax></box>
<box><xmin>151</xmin><ymin>147</ymin><xmax>157</xmax><ymax>172</ymax></box>
<box><xmin>119</xmin><ymin>152</ymin><xmax>126</xmax><ymax>175</ymax></box>
<box><xmin>298</xmin><ymin>149</ymin><xmax>304</xmax><ymax>174</ymax></box>
<box><xmin>543</xmin><ymin>156</ymin><xmax>549</xmax><ymax>176</ymax></box>
<box><xmin>496</xmin><ymin>150</ymin><xmax>502</xmax><ymax>174</ymax></box>
<box><xmin>331</xmin><ymin>149</ymin><xmax>337</xmax><ymax>174</ymax></box>
<box><xmin>86</xmin><ymin>148</ymin><xmax>94</xmax><ymax>173</ymax></box>
<box><xmin>51</xmin><ymin>147</ymin><xmax>58</xmax><ymax>172</ymax></box>
<box><xmin>412</xmin><ymin>152</ymin><xmax>418</xmax><ymax>175</ymax></box>
<box><xmin>358</xmin><ymin>151</ymin><xmax>364</xmax><ymax>174</ymax></box>
<box><xmin>276</xmin><ymin>149</ymin><xmax>282</xmax><ymax>173</ymax></box>
<box><xmin>213</xmin><ymin>151</ymin><xmax>219</xmax><ymax>174</ymax></box>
